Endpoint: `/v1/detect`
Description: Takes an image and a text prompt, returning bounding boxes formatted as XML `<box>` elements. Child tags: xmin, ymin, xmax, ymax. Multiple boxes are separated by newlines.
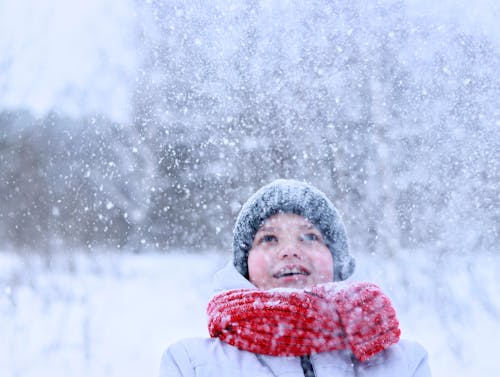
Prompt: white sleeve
<box><xmin>409</xmin><ymin>342</ymin><xmax>432</xmax><ymax>377</ymax></box>
<box><xmin>159</xmin><ymin>342</ymin><xmax>196</xmax><ymax>377</ymax></box>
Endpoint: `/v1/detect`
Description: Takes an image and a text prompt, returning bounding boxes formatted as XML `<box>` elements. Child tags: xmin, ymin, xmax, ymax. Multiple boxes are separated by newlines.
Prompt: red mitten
<box><xmin>310</xmin><ymin>282</ymin><xmax>400</xmax><ymax>361</ymax></box>
<box><xmin>333</xmin><ymin>283</ymin><xmax>401</xmax><ymax>361</ymax></box>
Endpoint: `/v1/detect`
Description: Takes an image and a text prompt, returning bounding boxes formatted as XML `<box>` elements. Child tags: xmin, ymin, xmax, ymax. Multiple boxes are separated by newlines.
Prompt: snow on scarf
<box><xmin>207</xmin><ymin>282</ymin><xmax>400</xmax><ymax>362</ymax></box>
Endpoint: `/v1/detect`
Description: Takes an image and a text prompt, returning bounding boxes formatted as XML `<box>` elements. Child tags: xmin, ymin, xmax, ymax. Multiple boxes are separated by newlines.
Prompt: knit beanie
<box><xmin>232</xmin><ymin>179</ymin><xmax>355</xmax><ymax>282</ymax></box>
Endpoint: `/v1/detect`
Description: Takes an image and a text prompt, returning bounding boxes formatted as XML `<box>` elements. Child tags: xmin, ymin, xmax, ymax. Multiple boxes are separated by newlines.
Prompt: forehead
<box><xmin>258</xmin><ymin>213</ymin><xmax>314</xmax><ymax>230</ymax></box>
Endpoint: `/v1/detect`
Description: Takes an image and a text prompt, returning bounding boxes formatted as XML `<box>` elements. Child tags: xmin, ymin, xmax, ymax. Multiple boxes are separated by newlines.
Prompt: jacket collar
<box><xmin>212</xmin><ymin>260</ymin><xmax>256</xmax><ymax>292</ymax></box>
<box><xmin>255</xmin><ymin>351</ymin><xmax>357</xmax><ymax>376</ymax></box>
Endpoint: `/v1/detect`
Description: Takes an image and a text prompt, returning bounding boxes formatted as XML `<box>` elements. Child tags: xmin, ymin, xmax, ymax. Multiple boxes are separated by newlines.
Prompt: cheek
<box><xmin>248</xmin><ymin>251</ymin><xmax>268</xmax><ymax>272</ymax></box>
<box><xmin>247</xmin><ymin>251</ymin><xmax>272</xmax><ymax>282</ymax></box>
<box><xmin>314</xmin><ymin>251</ymin><xmax>334</xmax><ymax>281</ymax></box>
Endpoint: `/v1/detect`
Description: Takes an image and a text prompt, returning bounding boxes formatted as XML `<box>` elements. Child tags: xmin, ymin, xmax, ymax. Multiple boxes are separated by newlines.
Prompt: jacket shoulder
<box><xmin>159</xmin><ymin>337</ymin><xmax>271</xmax><ymax>377</ymax></box>
<box><xmin>398</xmin><ymin>339</ymin><xmax>431</xmax><ymax>377</ymax></box>
<box><xmin>159</xmin><ymin>338</ymin><xmax>197</xmax><ymax>377</ymax></box>
<box><xmin>354</xmin><ymin>339</ymin><xmax>431</xmax><ymax>377</ymax></box>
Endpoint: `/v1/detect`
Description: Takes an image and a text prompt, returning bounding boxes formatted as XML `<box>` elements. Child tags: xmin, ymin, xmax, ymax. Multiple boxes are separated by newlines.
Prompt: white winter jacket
<box><xmin>159</xmin><ymin>262</ymin><xmax>431</xmax><ymax>377</ymax></box>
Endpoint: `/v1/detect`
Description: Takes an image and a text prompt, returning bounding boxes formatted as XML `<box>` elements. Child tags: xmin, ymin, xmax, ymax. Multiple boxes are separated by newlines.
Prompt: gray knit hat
<box><xmin>232</xmin><ymin>179</ymin><xmax>355</xmax><ymax>282</ymax></box>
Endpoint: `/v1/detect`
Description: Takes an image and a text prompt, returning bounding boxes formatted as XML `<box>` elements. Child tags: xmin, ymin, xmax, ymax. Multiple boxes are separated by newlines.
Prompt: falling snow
<box><xmin>0</xmin><ymin>1</ymin><xmax>499</xmax><ymax>377</ymax></box>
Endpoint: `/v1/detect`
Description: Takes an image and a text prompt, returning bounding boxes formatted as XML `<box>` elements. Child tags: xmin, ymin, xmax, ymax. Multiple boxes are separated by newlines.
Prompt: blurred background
<box><xmin>0</xmin><ymin>1</ymin><xmax>499</xmax><ymax>376</ymax></box>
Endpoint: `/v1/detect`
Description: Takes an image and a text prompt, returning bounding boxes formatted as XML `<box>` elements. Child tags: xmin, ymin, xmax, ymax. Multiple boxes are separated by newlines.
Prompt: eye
<box><xmin>258</xmin><ymin>234</ymin><xmax>278</xmax><ymax>245</ymax></box>
<box><xmin>301</xmin><ymin>233</ymin><xmax>320</xmax><ymax>242</ymax></box>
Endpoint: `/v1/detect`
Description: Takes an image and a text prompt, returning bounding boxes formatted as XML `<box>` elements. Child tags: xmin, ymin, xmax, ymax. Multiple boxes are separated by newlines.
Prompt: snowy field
<box><xmin>1</xmin><ymin>250</ymin><xmax>499</xmax><ymax>377</ymax></box>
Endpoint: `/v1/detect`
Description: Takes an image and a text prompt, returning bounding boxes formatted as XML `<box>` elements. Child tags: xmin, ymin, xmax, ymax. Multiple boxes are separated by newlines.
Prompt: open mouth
<box><xmin>273</xmin><ymin>266</ymin><xmax>310</xmax><ymax>279</ymax></box>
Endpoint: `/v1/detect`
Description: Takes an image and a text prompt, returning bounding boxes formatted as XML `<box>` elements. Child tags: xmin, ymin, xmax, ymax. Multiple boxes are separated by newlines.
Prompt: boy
<box><xmin>160</xmin><ymin>179</ymin><xmax>431</xmax><ymax>377</ymax></box>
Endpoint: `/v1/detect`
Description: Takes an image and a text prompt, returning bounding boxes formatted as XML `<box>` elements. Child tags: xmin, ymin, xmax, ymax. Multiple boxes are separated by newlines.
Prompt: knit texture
<box><xmin>207</xmin><ymin>282</ymin><xmax>401</xmax><ymax>362</ymax></box>
<box><xmin>233</xmin><ymin>179</ymin><xmax>355</xmax><ymax>281</ymax></box>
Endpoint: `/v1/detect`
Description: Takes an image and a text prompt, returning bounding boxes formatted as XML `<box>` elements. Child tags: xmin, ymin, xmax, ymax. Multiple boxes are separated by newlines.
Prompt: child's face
<box><xmin>247</xmin><ymin>213</ymin><xmax>334</xmax><ymax>290</ymax></box>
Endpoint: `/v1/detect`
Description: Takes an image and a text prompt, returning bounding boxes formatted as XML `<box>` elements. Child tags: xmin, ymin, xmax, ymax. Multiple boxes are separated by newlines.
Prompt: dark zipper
<box><xmin>300</xmin><ymin>355</ymin><xmax>316</xmax><ymax>377</ymax></box>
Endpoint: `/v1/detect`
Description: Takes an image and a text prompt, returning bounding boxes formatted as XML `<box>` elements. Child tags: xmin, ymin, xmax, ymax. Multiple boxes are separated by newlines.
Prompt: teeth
<box><xmin>282</xmin><ymin>272</ymin><xmax>305</xmax><ymax>277</ymax></box>
<box><xmin>275</xmin><ymin>267</ymin><xmax>309</xmax><ymax>278</ymax></box>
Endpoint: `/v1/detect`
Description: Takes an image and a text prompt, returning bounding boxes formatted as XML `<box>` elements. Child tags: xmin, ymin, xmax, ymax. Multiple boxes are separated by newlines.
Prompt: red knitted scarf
<box><xmin>207</xmin><ymin>282</ymin><xmax>400</xmax><ymax>361</ymax></box>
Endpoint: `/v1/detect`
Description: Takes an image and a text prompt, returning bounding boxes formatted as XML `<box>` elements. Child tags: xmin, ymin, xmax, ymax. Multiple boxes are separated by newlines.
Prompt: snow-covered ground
<box><xmin>1</xmin><ymin>250</ymin><xmax>499</xmax><ymax>377</ymax></box>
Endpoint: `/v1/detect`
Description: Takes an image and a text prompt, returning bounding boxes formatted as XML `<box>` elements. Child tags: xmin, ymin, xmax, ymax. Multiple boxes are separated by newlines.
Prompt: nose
<box><xmin>278</xmin><ymin>241</ymin><xmax>303</xmax><ymax>259</ymax></box>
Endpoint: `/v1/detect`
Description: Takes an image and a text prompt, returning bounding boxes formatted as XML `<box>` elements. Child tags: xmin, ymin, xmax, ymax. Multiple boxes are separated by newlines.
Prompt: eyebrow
<box><xmin>258</xmin><ymin>225</ymin><xmax>276</xmax><ymax>232</ymax></box>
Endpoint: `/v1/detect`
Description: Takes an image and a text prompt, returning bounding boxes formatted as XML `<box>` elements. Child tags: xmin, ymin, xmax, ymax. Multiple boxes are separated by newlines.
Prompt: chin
<box><xmin>278</xmin><ymin>279</ymin><xmax>311</xmax><ymax>289</ymax></box>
